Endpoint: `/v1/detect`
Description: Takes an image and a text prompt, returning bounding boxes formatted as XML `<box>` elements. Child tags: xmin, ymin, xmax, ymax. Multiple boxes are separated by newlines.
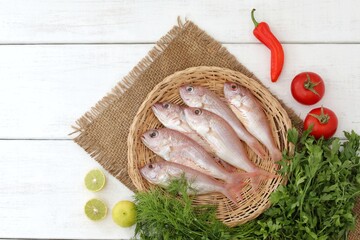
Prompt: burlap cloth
<box><xmin>72</xmin><ymin>20</ymin><xmax>359</xmax><ymax>239</ymax></box>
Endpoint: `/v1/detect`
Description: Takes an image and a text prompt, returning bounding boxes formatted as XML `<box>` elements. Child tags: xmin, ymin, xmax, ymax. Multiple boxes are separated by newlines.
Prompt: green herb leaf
<box><xmin>288</xmin><ymin>128</ymin><xmax>299</xmax><ymax>144</ymax></box>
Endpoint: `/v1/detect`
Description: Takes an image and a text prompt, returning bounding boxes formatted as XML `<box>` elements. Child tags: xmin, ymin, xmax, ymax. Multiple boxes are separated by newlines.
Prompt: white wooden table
<box><xmin>0</xmin><ymin>0</ymin><xmax>359</xmax><ymax>239</ymax></box>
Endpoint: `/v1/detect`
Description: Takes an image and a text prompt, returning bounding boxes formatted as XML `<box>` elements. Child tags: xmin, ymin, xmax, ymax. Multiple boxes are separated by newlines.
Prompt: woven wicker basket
<box><xmin>128</xmin><ymin>66</ymin><xmax>293</xmax><ymax>227</ymax></box>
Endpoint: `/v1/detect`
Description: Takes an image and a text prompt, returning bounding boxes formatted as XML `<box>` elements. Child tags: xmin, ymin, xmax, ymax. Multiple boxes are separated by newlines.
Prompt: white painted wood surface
<box><xmin>0</xmin><ymin>0</ymin><xmax>359</xmax><ymax>239</ymax></box>
<box><xmin>0</xmin><ymin>0</ymin><xmax>359</xmax><ymax>43</ymax></box>
<box><xmin>0</xmin><ymin>140</ymin><xmax>135</xmax><ymax>239</ymax></box>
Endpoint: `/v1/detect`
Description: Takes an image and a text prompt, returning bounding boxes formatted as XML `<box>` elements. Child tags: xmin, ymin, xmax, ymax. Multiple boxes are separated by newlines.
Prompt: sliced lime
<box><xmin>84</xmin><ymin>198</ymin><xmax>107</xmax><ymax>221</ymax></box>
<box><xmin>84</xmin><ymin>169</ymin><xmax>106</xmax><ymax>192</ymax></box>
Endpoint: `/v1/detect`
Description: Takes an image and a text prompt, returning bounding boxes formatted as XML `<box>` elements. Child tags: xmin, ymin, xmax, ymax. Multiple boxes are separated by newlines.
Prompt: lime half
<box><xmin>84</xmin><ymin>198</ymin><xmax>107</xmax><ymax>221</ymax></box>
<box><xmin>84</xmin><ymin>169</ymin><xmax>106</xmax><ymax>192</ymax></box>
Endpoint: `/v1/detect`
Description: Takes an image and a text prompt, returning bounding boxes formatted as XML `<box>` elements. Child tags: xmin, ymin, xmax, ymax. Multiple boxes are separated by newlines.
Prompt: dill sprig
<box><xmin>134</xmin><ymin>177</ymin><xmax>229</xmax><ymax>239</ymax></box>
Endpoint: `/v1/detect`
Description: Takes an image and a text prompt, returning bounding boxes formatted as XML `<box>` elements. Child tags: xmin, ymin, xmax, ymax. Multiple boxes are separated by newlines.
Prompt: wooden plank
<box><xmin>0</xmin><ymin>44</ymin><xmax>358</xmax><ymax>139</ymax></box>
<box><xmin>0</xmin><ymin>140</ymin><xmax>135</xmax><ymax>239</ymax></box>
<box><xmin>0</xmin><ymin>44</ymin><xmax>151</xmax><ymax>139</ymax></box>
<box><xmin>0</xmin><ymin>0</ymin><xmax>359</xmax><ymax>44</ymax></box>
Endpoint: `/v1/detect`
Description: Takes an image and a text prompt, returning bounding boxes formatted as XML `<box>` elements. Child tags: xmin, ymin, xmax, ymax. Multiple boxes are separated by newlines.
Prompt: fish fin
<box><xmin>247</xmin><ymin>139</ymin><xmax>269</xmax><ymax>160</ymax></box>
<box><xmin>228</xmin><ymin>171</ymin><xmax>253</xmax><ymax>184</ymax></box>
<box><xmin>228</xmin><ymin>104</ymin><xmax>257</xmax><ymax>129</ymax></box>
<box><xmin>229</xmin><ymin>105</ymin><xmax>250</xmax><ymax>126</ymax></box>
<box><xmin>219</xmin><ymin>97</ymin><xmax>228</xmax><ymax>104</ymax></box>
<box><xmin>270</xmin><ymin>149</ymin><xmax>282</xmax><ymax>162</ymax></box>
<box><xmin>215</xmin><ymin>157</ymin><xmax>238</xmax><ymax>173</ymax></box>
<box><xmin>223</xmin><ymin>182</ymin><xmax>247</xmax><ymax>204</ymax></box>
<box><xmin>249</xmin><ymin>168</ymin><xmax>278</xmax><ymax>192</ymax></box>
<box><xmin>231</xmin><ymin>168</ymin><xmax>278</xmax><ymax>193</ymax></box>
<box><xmin>184</xmin><ymin>132</ymin><xmax>214</xmax><ymax>153</ymax></box>
<box><xmin>173</xmin><ymin>118</ymin><xmax>181</xmax><ymax>126</ymax></box>
<box><xmin>207</xmin><ymin>127</ymin><xmax>227</xmax><ymax>154</ymax></box>
<box><xmin>233</xmin><ymin>173</ymin><xmax>258</xmax><ymax>195</ymax></box>
<box><xmin>168</xmin><ymin>154</ymin><xmax>200</xmax><ymax>172</ymax></box>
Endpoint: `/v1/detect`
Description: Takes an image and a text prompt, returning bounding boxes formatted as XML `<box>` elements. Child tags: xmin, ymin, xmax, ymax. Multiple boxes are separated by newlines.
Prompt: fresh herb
<box><xmin>134</xmin><ymin>129</ymin><xmax>360</xmax><ymax>240</ymax></box>
<box><xmin>249</xmin><ymin>129</ymin><xmax>360</xmax><ymax>239</ymax></box>
<box><xmin>134</xmin><ymin>177</ymin><xmax>233</xmax><ymax>239</ymax></box>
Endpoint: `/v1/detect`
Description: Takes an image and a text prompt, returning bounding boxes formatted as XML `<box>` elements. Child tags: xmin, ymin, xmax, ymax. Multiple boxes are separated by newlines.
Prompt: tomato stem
<box><xmin>309</xmin><ymin>107</ymin><xmax>330</xmax><ymax>124</ymax></box>
<box><xmin>251</xmin><ymin>9</ymin><xmax>259</xmax><ymax>28</ymax></box>
<box><xmin>304</xmin><ymin>74</ymin><xmax>320</xmax><ymax>96</ymax></box>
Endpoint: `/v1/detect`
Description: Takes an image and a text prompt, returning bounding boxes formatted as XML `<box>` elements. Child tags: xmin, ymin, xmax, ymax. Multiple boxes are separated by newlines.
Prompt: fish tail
<box><xmin>228</xmin><ymin>171</ymin><xmax>253</xmax><ymax>184</ymax></box>
<box><xmin>237</xmin><ymin>168</ymin><xmax>278</xmax><ymax>193</ymax></box>
<box><xmin>215</xmin><ymin>157</ymin><xmax>238</xmax><ymax>172</ymax></box>
<box><xmin>248</xmin><ymin>177</ymin><xmax>260</xmax><ymax>195</ymax></box>
<box><xmin>248</xmin><ymin>139</ymin><xmax>268</xmax><ymax>160</ymax></box>
<box><xmin>270</xmin><ymin>149</ymin><xmax>282</xmax><ymax>162</ymax></box>
<box><xmin>222</xmin><ymin>181</ymin><xmax>246</xmax><ymax>204</ymax></box>
<box><xmin>255</xmin><ymin>168</ymin><xmax>278</xmax><ymax>191</ymax></box>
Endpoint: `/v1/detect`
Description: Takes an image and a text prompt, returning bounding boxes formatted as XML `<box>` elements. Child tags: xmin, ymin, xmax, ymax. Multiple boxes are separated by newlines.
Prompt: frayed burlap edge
<box><xmin>70</xmin><ymin>19</ymin><xmax>187</xmax><ymax>189</ymax></box>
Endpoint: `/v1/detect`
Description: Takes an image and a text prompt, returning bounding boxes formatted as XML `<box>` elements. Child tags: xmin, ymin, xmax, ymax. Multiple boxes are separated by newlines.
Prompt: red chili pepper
<box><xmin>251</xmin><ymin>9</ymin><xmax>284</xmax><ymax>82</ymax></box>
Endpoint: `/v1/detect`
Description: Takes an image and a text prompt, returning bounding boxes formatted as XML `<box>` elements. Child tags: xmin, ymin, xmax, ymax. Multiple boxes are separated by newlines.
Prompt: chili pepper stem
<box><xmin>304</xmin><ymin>74</ymin><xmax>320</xmax><ymax>96</ymax></box>
<box><xmin>251</xmin><ymin>9</ymin><xmax>259</xmax><ymax>28</ymax></box>
<box><xmin>309</xmin><ymin>107</ymin><xmax>330</xmax><ymax>124</ymax></box>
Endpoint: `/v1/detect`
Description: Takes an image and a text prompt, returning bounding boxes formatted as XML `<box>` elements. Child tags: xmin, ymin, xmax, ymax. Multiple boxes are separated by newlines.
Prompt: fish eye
<box><xmin>194</xmin><ymin>109</ymin><xmax>202</xmax><ymax>115</ymax></box>
<box><xmin>231</xmin><ymin>84</ymin><xmax>237</xmax><ymax>90</ymax></box>
<box><xmin>163</xmin><ymin>103</ymin><xmax>170</xmax><ymax>109</ymax></box>
<box><xmin>148</xmin><ymin>164</ymin><xmax>153</xmax><ymax>169</ymax></box>
<box><xmin>186</xmin><ymin>86</ymin><xmax>194</xmax><ymax>92</ymax></box>
<box><xmin>149</xmin><ymin>130</ymin><xmax>158</xmax><ymax>138</ymax></box>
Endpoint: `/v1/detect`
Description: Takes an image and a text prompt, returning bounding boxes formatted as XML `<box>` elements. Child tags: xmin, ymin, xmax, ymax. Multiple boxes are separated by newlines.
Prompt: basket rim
<box><xmin>127</xmin><ymin>66</ymin><xmax>293</xmax><ymax>226</ymax></box>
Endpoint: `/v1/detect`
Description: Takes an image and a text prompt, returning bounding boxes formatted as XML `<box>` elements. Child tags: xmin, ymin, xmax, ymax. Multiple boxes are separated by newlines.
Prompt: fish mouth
<box><xmin>152</xmin><ymin>104</ymin><xmax>168</xmax><ymax>124</ymax></box>
<box><xmin>141</xmin><ymin>138</ymin><xmax>152</xmax><ymax>151</ymax></box>
<box><xmin>140</xmin><ymin>135</ymin><xmax>147</xmax><ymax>144</ymax></box>
<box><xmin>139</xmin><ymin>167</ymin><xmax>145</xmax><ymax>176</ymax></box>
<box><xmin>179</xmin><ymin>86</ymin><xmax>186</xmax><ymax>97</ymax></box>
<box><xmin>139</xmin><ymin>167</ymin><xmax>149</xmax><ymax>180</ymax></box>
<box><xmin>151</xmin><ymin>103</ymin><xmax>161</xmax><ymax>113</ymax></box>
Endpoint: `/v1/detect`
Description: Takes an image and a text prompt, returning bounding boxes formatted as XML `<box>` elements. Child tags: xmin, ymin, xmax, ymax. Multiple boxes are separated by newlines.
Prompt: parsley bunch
<box><xmin>248</xmin><ymin>129</ymin><xmax>360</xmax><ymax>239</ymax></box>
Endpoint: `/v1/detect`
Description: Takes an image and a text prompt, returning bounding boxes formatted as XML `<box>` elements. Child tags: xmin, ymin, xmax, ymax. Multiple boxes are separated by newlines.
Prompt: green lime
<box><xmin>84</xmin><ymin>198</ymin><xmax>107</xmax><ymax>221</ymax></box>
<box><xmin>84</xmin><ymin>169</ymin><xmax>106</xmax><ymax>192</ymax></box>
<box><xmin>112</xmin><ymin>200</ymin><xmax>137</xmax><ymax>227</ymax></box>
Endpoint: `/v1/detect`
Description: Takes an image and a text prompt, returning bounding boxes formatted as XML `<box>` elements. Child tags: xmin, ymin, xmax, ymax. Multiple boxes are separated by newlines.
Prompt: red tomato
<box><xmin>304</xmin><ymin>107</ymin><xmax>338</xmax><ymax>139</ymax></box>
<box><xmin>291</xmin><ymin>72</ymin><xmax>325</xmax><ymax>105</ymax></box>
